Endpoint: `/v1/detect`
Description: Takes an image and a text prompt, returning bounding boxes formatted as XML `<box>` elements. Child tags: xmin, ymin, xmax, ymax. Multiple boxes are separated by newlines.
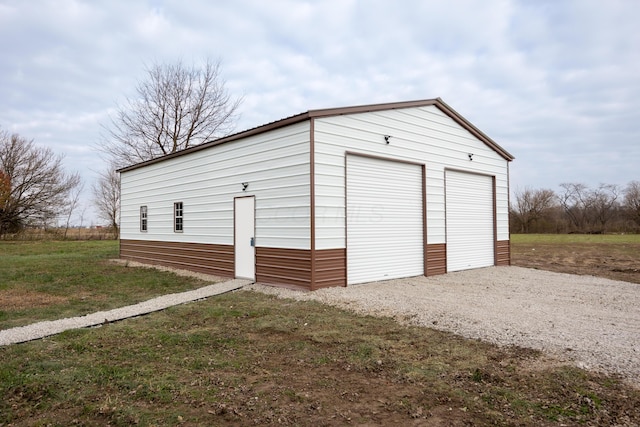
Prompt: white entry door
<box><xmin>234</xmin><ymin>196</ymin><xmax>255</xmax><ymax>280</ymax></box>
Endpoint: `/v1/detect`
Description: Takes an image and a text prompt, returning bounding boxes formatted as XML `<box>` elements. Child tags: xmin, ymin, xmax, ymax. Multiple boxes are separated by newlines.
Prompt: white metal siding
<box><xmin>314</xmin><ymin>105</ymin><xmax>509</xmax><ymax>250</ymax></box>
<box><xmin>445</xmin><ymin>171</ymin><xmax>494</xmax><ymax>271</ymax></box>
<box><xmin>120</xmin><ymin>121</ymin><xmax>311</xmax><ymax>249</ymax></box>
<box><xmin>346</xmin><ymin>155</ymin><xmax>424</xmax><ymax>284</ymax></box>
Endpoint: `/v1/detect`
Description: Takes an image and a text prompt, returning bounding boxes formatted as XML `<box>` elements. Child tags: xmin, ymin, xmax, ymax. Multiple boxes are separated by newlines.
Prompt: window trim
<box><xmin>140</xmin><ymin>206</ymin><xmax>148</xmax><ymax>232</ymax></box>
<box><xmin>174</xmin><ymin>202</ymin><xmax>183</xmax><ymax>232</ymax></box>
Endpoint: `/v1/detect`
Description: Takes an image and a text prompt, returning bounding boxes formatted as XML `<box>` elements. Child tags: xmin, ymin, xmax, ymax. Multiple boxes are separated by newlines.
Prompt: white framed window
<box><xmin>174</xmin><ymin>202</ymin><xmax>183</xmax><ymax>232</ymax></box>
<box><xmin>140</xmin><ymin>206</ymin><xmax>148</xmax><ymax>232</ymax></box>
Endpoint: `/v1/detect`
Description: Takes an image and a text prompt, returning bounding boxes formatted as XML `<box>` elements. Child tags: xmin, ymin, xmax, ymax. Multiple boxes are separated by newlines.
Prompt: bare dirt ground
<box><xmin>511</xmin><ymin>241</ymin><xmax>640</xmax><ymax>284</ymax></box>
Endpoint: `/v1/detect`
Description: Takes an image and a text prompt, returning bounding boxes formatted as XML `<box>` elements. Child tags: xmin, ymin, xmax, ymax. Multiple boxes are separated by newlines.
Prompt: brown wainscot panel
<box><xmin>426</xmin><ymin>243</ymin><xmax>447</xmax><ymax>276</ymax></box>
<box><xmin>314</xmin><ymin>248</ymin><xmax>346</xmax><ymax>290</ymax></box>
<box><xmin>496</xmin><ymin>240</ymin><xmax>511</xmax><ymax>266</ymax></box>
<box><xmin>256</xmin><ymin>247</ymin><xmax>312</xmax><ymax>291</ymax></box>
<box><xmin>120</xmin><ymin>239</ymin><xmax>234</xmax><ymax>278</ymax></box>
<box><xmin>255</xmin><ymin>247</ymin><xmax>347</xmax><ymax>291</ymax></box>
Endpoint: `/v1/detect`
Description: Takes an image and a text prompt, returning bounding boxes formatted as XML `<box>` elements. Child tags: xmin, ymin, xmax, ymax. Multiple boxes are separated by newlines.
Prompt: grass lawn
<box><xmin>1</xmin><ymin>239</ymin><xmax>639</xmax><ymax>425</ymax></box>
<box><xmin>2</xmin><ymin>289</ymin><xmax>640</xmax><ymax>426</ymax></box>
<box><xmin>511</xmin><ymin>233</ymin><xmax>640</xmax><ymax>284</ymax></box>
<box><xmin>0</xmin><ymin>240</ymin><xmax>212</xmax><ymax>329</ymax></box>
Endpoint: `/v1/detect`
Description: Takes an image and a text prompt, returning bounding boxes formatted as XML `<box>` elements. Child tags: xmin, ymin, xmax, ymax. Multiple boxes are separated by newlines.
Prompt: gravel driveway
<box><xmin>249</xmin><ymin>266</ymin><xmax>640</xmax><ymax>383</ymax></box>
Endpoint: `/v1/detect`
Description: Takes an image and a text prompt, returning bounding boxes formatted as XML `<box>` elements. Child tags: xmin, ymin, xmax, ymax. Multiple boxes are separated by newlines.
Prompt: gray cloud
<box><xmin>0</xmin><ymin>0</ymin><xmax>638</xmax><ymax>224</ymax></box>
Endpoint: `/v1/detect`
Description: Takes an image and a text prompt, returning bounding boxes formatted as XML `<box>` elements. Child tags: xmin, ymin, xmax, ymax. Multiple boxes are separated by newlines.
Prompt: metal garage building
<box><xmin>118</xmin><ymin>98</ymin><xmax>514</xmax><ymax>290</ymax></box>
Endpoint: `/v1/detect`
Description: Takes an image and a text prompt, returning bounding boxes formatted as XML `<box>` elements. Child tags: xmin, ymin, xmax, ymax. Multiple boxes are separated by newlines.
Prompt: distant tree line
<box><xmin>510</xmin><ymin>182</ymin><xmax>640</xmax><ymax>234</ymax></box>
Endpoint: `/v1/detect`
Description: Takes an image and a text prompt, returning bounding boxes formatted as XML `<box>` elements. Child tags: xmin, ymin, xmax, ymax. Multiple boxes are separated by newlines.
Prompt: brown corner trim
<box><xmin>309</xmin><ymin>118</ymin><xmax>316</xmax><ymax>290</ymax></box>
<box><xmin>421</xmin><ymin>164</ymin><xmax>427</xmax><ymax>276</ymax></box>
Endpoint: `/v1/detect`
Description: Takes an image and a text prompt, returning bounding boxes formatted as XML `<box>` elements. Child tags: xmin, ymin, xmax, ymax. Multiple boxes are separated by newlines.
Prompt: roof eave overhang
<box><xmin>117</xmin><ymin>97</ymin><xmax>513</xmax><ymax>173</ymax></box>
<box><xmin>433</xmin><ymin>98</ymin><xmax>515</xmax><ymax>161</ymax></box>
<box><xmin>117</xmin><ymin>111</ymin><xmax>313</xmax><ymax>173</ymax></box>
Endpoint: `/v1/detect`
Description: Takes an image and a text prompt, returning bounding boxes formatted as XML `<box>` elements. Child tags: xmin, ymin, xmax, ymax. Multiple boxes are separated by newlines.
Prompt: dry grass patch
<box><xmin>0</xmin><ymin>289</ymin><xmax>68</xmax><ymax>310</ymax></box>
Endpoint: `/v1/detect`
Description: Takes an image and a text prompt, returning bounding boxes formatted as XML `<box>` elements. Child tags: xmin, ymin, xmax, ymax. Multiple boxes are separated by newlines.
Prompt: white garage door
<box><xmin>346</xmin><ymin>155</ymin><xmax>424</xmax><ymax>284</ymax></box>
<box><xmin>445</xmin><ymin>170</ymin><xmax>495</xmax><ymax>272</ymax></box>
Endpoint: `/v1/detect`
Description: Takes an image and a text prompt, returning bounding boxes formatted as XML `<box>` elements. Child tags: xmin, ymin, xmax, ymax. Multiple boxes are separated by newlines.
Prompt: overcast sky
<box><xmin>1</xmin><ymin>0</ymin><xmax>639</xmax><ymax>225</ymax></box>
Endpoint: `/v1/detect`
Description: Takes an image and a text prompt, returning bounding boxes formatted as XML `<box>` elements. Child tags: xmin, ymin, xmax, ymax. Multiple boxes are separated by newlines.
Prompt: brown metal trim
<box><xmin>421</xmin><ymin>164</ymin><xmax>427</xmax><ymax>277</ymax></box>
<box><xmin>307</xmin><ymin>98</ymin><xmax>440</xmax><ymax>118</ymax></box>
<box><xmin>120</xmin><ymin>239</ymin><xmax>234</xmax><ymax>277</ymax></box>
<box><xmin>118</xmin><ymin>98</ymin><xmax>513</xmax><ymax>173</ymax></box>
<box><xmin>507</xmin><ymin>162</ymin><xmax>512</xmax><ymax>266</ymax></box>
<box><xmin>425</xmin><ymin>243</ymin><xmax>447</xmax><ymax>276</ymax></box>
<box><xmin>507</xmin><ymin>162</ymin><xmax>512</xmax><ymax>249</ymax></box>
<box><xmin>444</xmin><ymin>167</ymin><xmax>496</xmax><ymax>179</ymax></box>
<box><xmin>496</xmin><ymin>240</ymin><xmax>511</xmax><ymax>266</ymax></box>
<box><xmin>232</xmin><ymin>199</ymin><xmax>236</xmax><ymax>277</ymax></box>
<box><xmin>443</xmin><ymin>171</ymin><xmax>448</xmax><ymax>274</ymax></box>
<box><xmin>314</xmin><ymin>248</ymin><xmax>346</xmax><ymax>288</ymax></box>
<box><xmin>255</xmin><ymin>247</ymin><xmax>311</xmax><ymax>290</ymax></box>
<box><xmin>435</xmin><ymin>98</ymin><xmax>514</xmax><ymax>161</ymax></box>
<box><xmin>492</xmin><ymin>176</ymin><xmax>498</xmax><ymax>266</ymax></box>
<box><xmin>309</xmin><ymin>118</ymin><xmax>316</xmax><ymax>290</ymax></box>
<box><xmin>117</xmin><ymin>114</ymin><xmax>313</xmax><ymax>172</ymax></box>
<box><xmin>344</xmin><ymin>153</ymin><xmax>349</xmax><ymax>285</ymax></box>
<box><xmin>345</xmin><ymin>150</ymin><xmax>426</xmax><ymax>167</ymax></box>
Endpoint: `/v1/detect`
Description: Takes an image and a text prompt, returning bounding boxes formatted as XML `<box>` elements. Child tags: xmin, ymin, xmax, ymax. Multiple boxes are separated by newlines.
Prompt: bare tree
<box><xmin>558</xmin><ymin>183</ymin><xmax>622</xmax><ymax>233</ymax></box>
<box><xmin>92</xmin><ymin>167</ymin><xmax>120</xmax><ymax>234</ymax></box>
<box><xmin>0</xmin><ymin>129</ymin><xmax>80</xmax><ymax>236</ymax></box>
<box><xmin>0</xmin><ymin>170</ymin><xmax>9</xmax><ymax>210</ymax></box>
<box><xmin>511</xmin><ymin>187</ymin><xmax>557</xmax><ymax>233</ymax></box>
<box><xmin>623</xmin><ymin>180</ymin><xmax>640</xmax><ymax>228</ymax></box>
<box><xmin>77</xmin><ymin>205</ymin><xmax>88</xmax><ymax>229</ymax></box>
<box><xmin>101</xmin><ymin>58</ymin><xmax>242</xmax><ymax>168</ymax></box>
<box><xmin>590</xmin><ymin>184</ymin><xmax>620</xmax><ymax>233</ymax></box>
<box><xmin>62</xmin><ymin>182</ymin><xmax>85</xmax><ymax>239</ymax></box>
<box><xmin>558</xmin><ymin>183</ymin><xmax>592</xmax><ymax>232</ymax></box>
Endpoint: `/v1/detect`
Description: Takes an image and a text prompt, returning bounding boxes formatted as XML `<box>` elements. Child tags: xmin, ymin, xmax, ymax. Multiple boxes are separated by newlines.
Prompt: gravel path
<box><xmin>3</xmin><ymin>264</ymin><xmax>638</xmax><ymax>382</ymax></box>
<box><xmin>249</xmin><ymin>266</ymin><xmax>640</xmax><ymax>382</ymax></box>
<box><xmin>0</xmin><ymin>279</ymin><xmax>250</xmax><ymax>346</ymax></box>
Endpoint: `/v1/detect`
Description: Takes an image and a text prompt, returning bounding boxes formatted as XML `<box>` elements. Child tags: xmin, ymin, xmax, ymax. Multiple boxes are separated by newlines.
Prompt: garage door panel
<box><xmin>347</xmin><ymin>156</ymin><xmax>424</xmax><ymax>285</ymax></box>
<box><xmin>446</xmin><ymin>171</ymin><xmax>494</xmax><ymax>272</ymax></box>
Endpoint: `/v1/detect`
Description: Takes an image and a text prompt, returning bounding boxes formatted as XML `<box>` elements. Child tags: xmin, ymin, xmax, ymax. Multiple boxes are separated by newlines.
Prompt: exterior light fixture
<box><xmin>384</xmin><ymin>135</ymin><xmax>391</xmax><ymax>144</ymax></box>
<box><xmin>242</xmin><ymin>182</ymin><xmax>249</xmax><ymax>191</ymax></box>
<box><xmin>468</xmin><ymin>153</ymin><xmax>474</xmax><ymax>161</ymax></box>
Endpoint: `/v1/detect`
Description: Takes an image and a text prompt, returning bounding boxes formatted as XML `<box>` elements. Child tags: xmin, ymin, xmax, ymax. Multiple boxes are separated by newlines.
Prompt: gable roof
<box><xmin>118</xmin><ymin>97</ymin><xmax>514</xmax><ymax>173</ymax></box>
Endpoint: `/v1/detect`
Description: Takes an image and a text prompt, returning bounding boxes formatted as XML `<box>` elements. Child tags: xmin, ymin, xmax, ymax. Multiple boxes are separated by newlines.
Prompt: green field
<box><xmin>1</xmin><ymin>240</ymin><xmax>639</xmax><ymax>426</ymax></box>
<box><xmin>0</xmin><ymin>240</ymin><xmax>211</xmax><ymax>329</ymax></box>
